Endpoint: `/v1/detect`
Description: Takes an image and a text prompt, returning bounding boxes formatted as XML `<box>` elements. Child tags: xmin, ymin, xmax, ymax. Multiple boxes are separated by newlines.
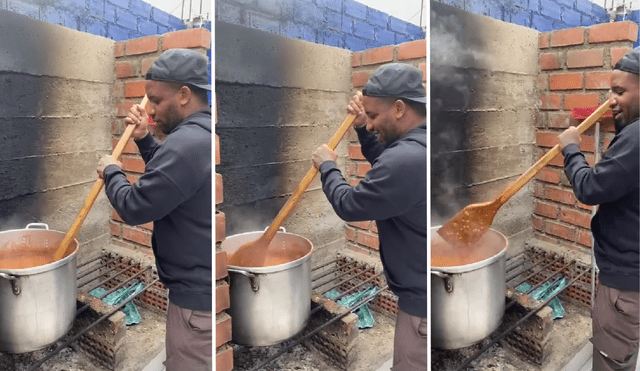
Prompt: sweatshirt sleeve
<box><xmin>318</xmin><ymin>147</ymin><xmax>425</xmax><ymax>222</ymax></box>
<box><xmin>134</xmin><ymin>133</ymin><xmax>160</xmax><ymax>164</ymax></box>
<box><xmin>355</xmin><ymin>125</ymin><xmax>385</xmax><ymax>164</ymax></box>
<box><xmin>104</xmin><ymin>134</ymin><xmax>209</xmax><ymax>226</ymax></box>
<box><xmin>562</xmin><ymin>123</ymin><xmax>639</xmax><ymax>205</ymax></box>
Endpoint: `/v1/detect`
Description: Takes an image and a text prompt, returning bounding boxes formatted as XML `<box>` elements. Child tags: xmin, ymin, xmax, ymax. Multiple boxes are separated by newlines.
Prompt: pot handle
<box><xmin>431</xmin><ymin>270</ymin><xmax>454</xmax><ymax>293</ymax></box>
<box><xmin>0</xmin><ymin>272</ymin><xmax>21</xmax><ymax>295</ymax></box>
<box><xmin>264</xmin><ymin>226</ymin><xmax>286</xmax><ymax>233</ymax></box>
<box><xmin>228</xmin><ymin>268</ymin><xmax>259</xmax><ymax>292</ymax></box>
<box><xmin>26</xmin><ymin>223</ymin><xmax>49</xmax><ymax>230</ymax></box>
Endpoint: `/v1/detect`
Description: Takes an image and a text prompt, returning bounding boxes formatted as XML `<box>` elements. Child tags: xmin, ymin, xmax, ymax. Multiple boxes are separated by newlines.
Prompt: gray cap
<box><xmin>146</xmin><ymin>48</ymin><xmax>211</xmax><ymax>91</ymax></box>
<box><xmin>613</xmin><ymin>47</ymin><xmax>639</xmax><ymax>75</ymax></box>
<box><xmin>363</xmin><ymin>63</ymin><xmax>426</xmax><ymax>104</ymax></box>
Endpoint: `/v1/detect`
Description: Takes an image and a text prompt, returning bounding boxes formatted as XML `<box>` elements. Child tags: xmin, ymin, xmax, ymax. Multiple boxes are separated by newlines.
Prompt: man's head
<box><xmin>610</xmin><ymin>47</ymin><xmax>639</xmax><ymax>132</ymax></box>
<box><xmin>145</xmin><ymin>49</ymin><xmax>211</xmax><ymax>134</ymax></box>
<box><xmin>361</xmin><ymin>63</ymin><xmax>426</xmax><ymax>144</ymax></box>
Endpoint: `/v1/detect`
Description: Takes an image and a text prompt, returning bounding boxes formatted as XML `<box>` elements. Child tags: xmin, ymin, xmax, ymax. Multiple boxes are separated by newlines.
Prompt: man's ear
<box><xmin>179</xmin><ymin>86</ymin><xmax>192</xmax><ymax>106</ymax></box>
<box><xmin>394</xmin><ymin>99</ymin><xmax>406</xmax><ymax>119</ymax></box>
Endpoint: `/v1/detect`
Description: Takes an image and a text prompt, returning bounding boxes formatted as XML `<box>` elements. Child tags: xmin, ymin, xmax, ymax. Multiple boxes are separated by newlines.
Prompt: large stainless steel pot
<box><xmin>0</xmin><ymin>223</ymin><xmax>78</xmax><ymax>353</ymax></box>
<box><xmin>221</xmin><ymin>228</ymin><xmax>312</xmax><ymax>346</ymax></box>
<box><xmin>431</xmin><ymin>226</ymin><xmax>507</xmax><ymax>350</ymax></box>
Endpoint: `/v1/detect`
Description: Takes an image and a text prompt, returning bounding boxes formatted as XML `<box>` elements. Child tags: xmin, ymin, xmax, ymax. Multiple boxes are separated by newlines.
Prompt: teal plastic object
<box><xmin>325</xmin><ymin>285</ymin><xmax>378</xmax><ymax>328</ymax></box>
<box><xmin>516</xmin><ymin>277</ymin><xmax>567</xmax><ymax>319</ymax></box>
<box><xmin>90</xmin><ymin>281</ymin><xmax>144</xmax><ymax>325</ymax></box>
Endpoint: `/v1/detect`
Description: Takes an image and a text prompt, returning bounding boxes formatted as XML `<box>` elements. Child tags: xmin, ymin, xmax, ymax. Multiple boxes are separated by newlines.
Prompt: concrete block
<box><xmin>407</xmin><ymin>23</ymin><xmax>425</xmax><ymax>39</ymax></box>
<box><xmin>215</xmin><ymin>21</ymin><xmax>351</xmax><ymax>90</ymax></box>
<box><xmin>105</xmin><ymin>2</ymin><xmax>116</xmax><ymax>23</ymax></box>
<box><xmin>431</xmin><ymin>2</ymin><xmax>539</xmax><ymax>75</ymax></box>
<box><xmin>215</xmin><ymin>2</ymin><xmax>242</xmax><ymax>24</ymax></box>
<box><xmin>511</xmin><ymin>9</ymin><xmax>532</xmax><ymax>27</ymax></box>
<box><xmin>7</xmin><ymin>0</ymin><xmax>38</xmax><ymax>18</ymax></box>
<box><xmin>466</xmin><ymin>0</ymin><xmax>491</xmax><ymax>17</ymax></box>
<box><xmin>592</xmin><ymin>3</ymin><xmax>607</xmax><ymax>20</ymax></box>
<box><xmin>540</xmin><ymin>0</ymin><xmax>562</xmax><ymax>20</ymax></box>
<box><xmin>295</xmin><ymin>2</ymin><xmax>323</xmax><ymax>25</ymax></box>
<box><xmin>107</xmin><ymin>23</ymin><xmax>131</xmax><ymax>40</ymax></box>
<box><xmin>368</xmin><ymin>7</ymin><xmax>388</xmax><ymax>28</ymax></box>
<box><xmin>488</xmin><ymin>0</ymin><xmax>505</xmax><ymax>20</ymax></box>
<box><xmin>376</xmin><ymin>28</ymin><xmax>394</xmax><ymax>44</ymax></box>
<box><xmin>576</xmin><ymin>0</ymin><xmax>591</xmax><ymax>13</ymax></box>
<box><xmin>87</xmin><ymin>0</ymin><xmax>104</xmax><ymax>18</ymax></box>
<box><xmin>342</xmin><ymin>14</ymin><xmax>354</xmax><ymax>33</ymax></box>
<box><xmin>85</xmin><ymin>20</ymin><xmax>108</xmax><ymax>36</ymax></box>
<box><xmin>343</xmin><ymin>34</ymin><xmax>367</xmax><ymax>51</ymax></box>
<box><xmin>562</xmin><ymin>7</ymin><xmax>581</xmax><ymax>26</ymax></box>
<box><xmin>556</xmin><ymin>0</ymin><xmax>575</xmax><ymax>9</ymax></box>
<box><xmin>58</xmin><ymin>0</ymin><xmax>88</xmax><ymax>11</ymax></box>
<box><xmin>325</xmin><ymin>9</ymin><xmax>341</xmax><ymax>31</ymax></box>
<box><xmin>354</xmin><ymin>21</ymin><xmax>374</xmax><ymax>40</ymax></box>
<box><xmin>41</xmin><ymin>6</ymin><xmax>66</xmax><ymax>26</ymax></box>
<box><xmin>283</xmin><ymin>22</ymin><xmax>304</xmax><ymax>39</ymax></box>
<box><xmin>0</xmin><ymin>10</ymin><xmax>114</xmax><ymax>81</ymax></box>
<box><xmin>138</xmin><ymin>18</ymin><xmax>157</xmax><ymax>34</ymax></box>
<box><xmin>116</xmin><ymin>7</ymin><xmax>138</xmax><ymax>30</ymax></box>
<box><xmin>257</xmin><ymin>0</ymin><xmax>282</xmax><ymax>15</ymax></box>
<box><xmin>248</xmin><ymin>12</ymin><xmax>280</xmax><ymax>34</ymax></box>
<box><xmin>130</xmin><ymin>0</ymin><xmax>151</xmax><ymax>18</ymax></box>
<box><xmin>110</xmin><ymin>0</ymin><xmax>130</xmax><ymax>10</ymax></box>
<box><xmin>528</xmin><ymin>0</ymin><xmax>540</xmax><ymax>12</ymax></box>
<box><xmin>317</xmin><ymin>0</ymin><xmax>341</xmax><ymax>12</ymax></box>
<box><xmin>531</xmin><ymin>13</ymin><xmax>554</xmax><ymax>31</ymax></box>
<box><xmin>395</xmin><ymin>34</ymin><xmax>412</xmax><ymax>44</ymax></box>
<box><xmin>322</xmin><ymin>30</ymin><xmax>343</xmax><ymax>47</ymax></box>
<box><xmin>344</xmin><ymin>0</ymin><xmax>366</xmax><ymax>20</ymax></box>
<box><xmin>151</xmin><ymin>6</ymin><xmax>171</xmax><ymax>26</ymax></box>
<box><xmin>389</xmin><ymin>15</ymin><xmax>407</xmax><ymax>34</ymax></box>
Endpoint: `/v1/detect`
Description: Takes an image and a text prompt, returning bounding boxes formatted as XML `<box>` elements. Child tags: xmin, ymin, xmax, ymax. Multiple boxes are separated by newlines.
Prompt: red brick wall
<box><xmin>535</xmin><ymin>21</ymin><xmax>637</xmax><ymax>250</ymax></box>
<box><xmin>347</xmin><ymin>39</ymin><xmax>426</xmax><ymax>255</ymax></box>
<box><xmin>214</xmin><ymin>95</ymin><xmax>233</xmax><ymax>371</ymax></box>
<box><xmin>111</xmin><ymin>28</ymin><xmax>211</xmax><ymax>256</ymax></box>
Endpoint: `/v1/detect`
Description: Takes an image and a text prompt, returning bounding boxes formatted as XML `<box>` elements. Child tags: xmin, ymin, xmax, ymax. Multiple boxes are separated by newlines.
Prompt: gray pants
<box><xmin>164</xmin><ymin>301</ymin><xmax>213</xmax><ymax>371</ymax></box>
<box><xmin>391</xmin><ymin>308</ymin><xmax>429</xmax><ymax>371</ymax></box>
<box><xmin>591</xmin><ymin>283</ymin><xmax>640</xmax><ymax>371</ymax></box>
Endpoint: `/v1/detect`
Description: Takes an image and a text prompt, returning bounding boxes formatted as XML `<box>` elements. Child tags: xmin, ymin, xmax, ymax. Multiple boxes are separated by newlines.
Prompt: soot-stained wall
<box><xmin>215</xmin><ymin>21</ymin><xmax>352</xmax><ymax>260</ymax></box>
<box><xmin>0</xmin><ymin>10</ymin><xmax>114</xmax><ymax>257</ymax></box>
<box><xmin>430</xmin><ymin>2</ymin><xmax>539</xmax><ymax>250</ymax></box>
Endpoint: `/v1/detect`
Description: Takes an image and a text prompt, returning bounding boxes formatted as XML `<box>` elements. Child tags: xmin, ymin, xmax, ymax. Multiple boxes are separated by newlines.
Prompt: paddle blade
<box><xmin>437</xmin><ymin>200</ymin><xmax>501</xmax><ymax>247</ymax></box>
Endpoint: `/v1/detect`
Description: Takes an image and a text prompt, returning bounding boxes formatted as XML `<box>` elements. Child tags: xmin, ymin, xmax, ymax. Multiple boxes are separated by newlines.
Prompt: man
<box><xmin>97</xmin><ymin>48</ymin><xmax>212</xmax><ymax>371</ymax></box>
<box><xmin>312</xmin><ymin>63</ymin><xmax>427</xmax><ymax>371</ymax></box>
<box><xmin>558</xmin><ymin>47</ymin><xmax>639</xmax><ymax>371</ymax></box>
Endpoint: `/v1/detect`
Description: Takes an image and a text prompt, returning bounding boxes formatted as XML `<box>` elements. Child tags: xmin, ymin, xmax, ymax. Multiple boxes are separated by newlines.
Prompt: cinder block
<box><xmin>325</xmin><ymin>9</ymin><xmax>342</xmax><ymax>31</ymax></box>
<box><xmin>354</xmin><ymin>21</ymin><xmax>374</xmax><ymax>40</ymax></box>
<box><xmin>344</xmin><ymin>0</ymin><xmax>366</xmax><ymax>20</ymax></box>
<box><xmin>130</xmin><ymin>0</ymin><xmax>151</xmax><ymax>18</ymax></box>
<box><xmin>342</xmin><ymin>14</ymin><xmax>354</xmax><ymax>34</ymax></box>
<box><xmin>317</xmin><ymin>0</ymin><xmax>341</xmax><ymax>12</ymax></box>
<box><xmin>108</xmin><ymin>24</ymin><xmax>132</xmax><ymax>41</ymax></box>
<box><xmin>389</xmin><ymin>15</ymin><xmax>407</xmax><ymax>34</ymax></box>
<box><xmin>295</xmin><ymin>3</ymin><xmax>323</xmax><ymax>25</ymax></box>
<box><xmin>248</xmin><ymin>12</ymin><xmax>280</xmax><ymax>34</ymax></box>
<box><xmin>138</xmin><ymin>19</ymin><xmax>157</xmax><ymax>35</ymax></box>
<box><xmin>532</xmin><ymin>13</ymin><xmax>554</xmax><ymax>32</ymax></box>
<box><xmin>323</xmin><ymin>31</ymin><xmax>343</xmax><ymax>47</ymax></box>
<box><xmin>576</xmin><ymin>0</ymin><xmax>592</xmax><ymax>13</ymax></box>
<box><xmin>511</xmin><ymin>9</ymin><xmax>532</xmax><ymax>27</ymax></box>
<box><xmin>85</xmin><ymin>20</ymin><xmax>108</xmax><ymax>37</ymax></box>
<box><xmin>368</xmin><ymin>7</ymin><xmax>388</xmax><ymax>28</ymax></box>
<box><xmin>151</xmin><ymin>6</ymin><xmax>172</xmax><ymax>27</ymax></box>
<box><xmin>562</xmin><ymin>8</ymin><xmax>581</xmax><ymax>26</ymax></box>
<box><xmin>541</xmin><ymin>1</ymin><xmax>562</xmax><ymax>20</ymax></box>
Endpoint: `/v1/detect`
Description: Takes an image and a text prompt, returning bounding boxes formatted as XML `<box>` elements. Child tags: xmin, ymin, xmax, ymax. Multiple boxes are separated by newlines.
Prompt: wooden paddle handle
<box><xmin>263</xmin><ymin>114</ymin><xmax>357</xmax><ymax>241</ymax></box>
<box><xmin>497</xmin><ymin>101</ymin><xmax>610</xmax><ymax>205</ymax></box>
<box><xmin>53</xmin><ymin>96</ymin><xmax>149</xmax><ymax>261</ymax></box>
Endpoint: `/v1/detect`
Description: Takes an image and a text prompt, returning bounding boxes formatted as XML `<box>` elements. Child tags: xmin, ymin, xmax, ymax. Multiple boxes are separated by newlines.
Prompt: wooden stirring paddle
<box><xmin>229</xmin><ymin>114</ymin><xmax>357</xmax><ymax>267</ymax></box>
<box><xmin>438</xmin><ymin>101</ymin><xmax>610</xmax><ymax>247</ymax></box>
<box><xmin>52</xmin><ymin>96</ymin><xmax>149</xmax><ymax>262</ymax></box>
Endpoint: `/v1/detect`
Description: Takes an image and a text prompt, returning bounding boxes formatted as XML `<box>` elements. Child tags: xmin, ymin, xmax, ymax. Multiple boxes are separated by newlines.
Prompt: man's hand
<box><xmin>97</xmin><ymin>155</ymin><xmax>122</xmax><ymax>179</ymax></box>
<box><xmin>312</xmin><ymin>144</ymin><xmax>338</xmax><ymax>169</ymax></box>
<box><xmin>125</xmin><ymin>104</ymin><xmax>150</xmax><ymax>140</ymax></box>
<box><xmin>347</xmin><ymin>91</ymin><xmax>367</xmax><ymax>129</ymax></box>
<box><xmin>558</xmin><ymin>126</ymin><xmax>580</xmax><ymax>150</ymax></box>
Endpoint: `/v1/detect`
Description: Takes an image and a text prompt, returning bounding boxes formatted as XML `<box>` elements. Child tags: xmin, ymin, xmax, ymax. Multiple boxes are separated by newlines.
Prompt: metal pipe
<box><xmin>247</xmin><ymin>285</ymin><xmax>390</xmax><ymax>371</ymax></box>
<box><xmin>508</xmin><ymin>256</ymin><xmax>564</xmax><ymax>287</ymax></box>
<box><xmin>27</xmin><ymin>278</ymin><xmax>160</xmax><ymax>371</ymax></box>
<box><xmin>313</xmin><ymin>265</ymin><xmax>364</xmax><ymax>290</ymax></box>
<box><xmin>312</xmin><ymin>259</ymin><xmax>337</xmax><ymax>272</ymax></box>
<box><xmin>76</xmin><ymin>257</ymin><xmax>123</xmax><ymax>285</ymax></box>
<box><xmin>81</xmin><ymin>263</ymin><xmax>137</xmax><ymax>294</ymax></box>
<box><xmin>330</xmin><ymin>272</ymin><xmax>384</xmax><ymax>300</ymax></box>
<box><xmin>312</xmin><ymin>263</ymin><xmax>358</xmax><ymax>285</ymax></box>
<box><xmin>76</xmin><ymin>254</ymin><xmax>106</xmax><ymax>270</ymax></box>
<box><xmin>454</xmin><ymin>265</ymin><xmax>592</xmax><ymax>371</ymax></box>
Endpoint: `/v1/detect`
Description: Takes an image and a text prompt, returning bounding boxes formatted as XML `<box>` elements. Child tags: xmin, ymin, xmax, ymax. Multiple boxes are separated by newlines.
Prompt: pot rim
<box><xmin>223</xmin><ymin>230</ymin><xmax>313</xmax><ymax>274</ymax></box>
<box><xmin>0</xmin><ymin>227</ymin><xmax>78</xmax><ymax>276</ymax></box>
<box><xmin>430</xmin><ymin>226</ymin><xmax>508</xmax><ymax>274</ymax></box>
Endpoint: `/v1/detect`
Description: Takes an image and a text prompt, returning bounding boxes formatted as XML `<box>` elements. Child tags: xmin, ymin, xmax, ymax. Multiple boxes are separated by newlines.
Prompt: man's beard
<box><xmin>158</xmin><ymin>106</ymin><xmax>185</xmax><ymax>135</ymax></box>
